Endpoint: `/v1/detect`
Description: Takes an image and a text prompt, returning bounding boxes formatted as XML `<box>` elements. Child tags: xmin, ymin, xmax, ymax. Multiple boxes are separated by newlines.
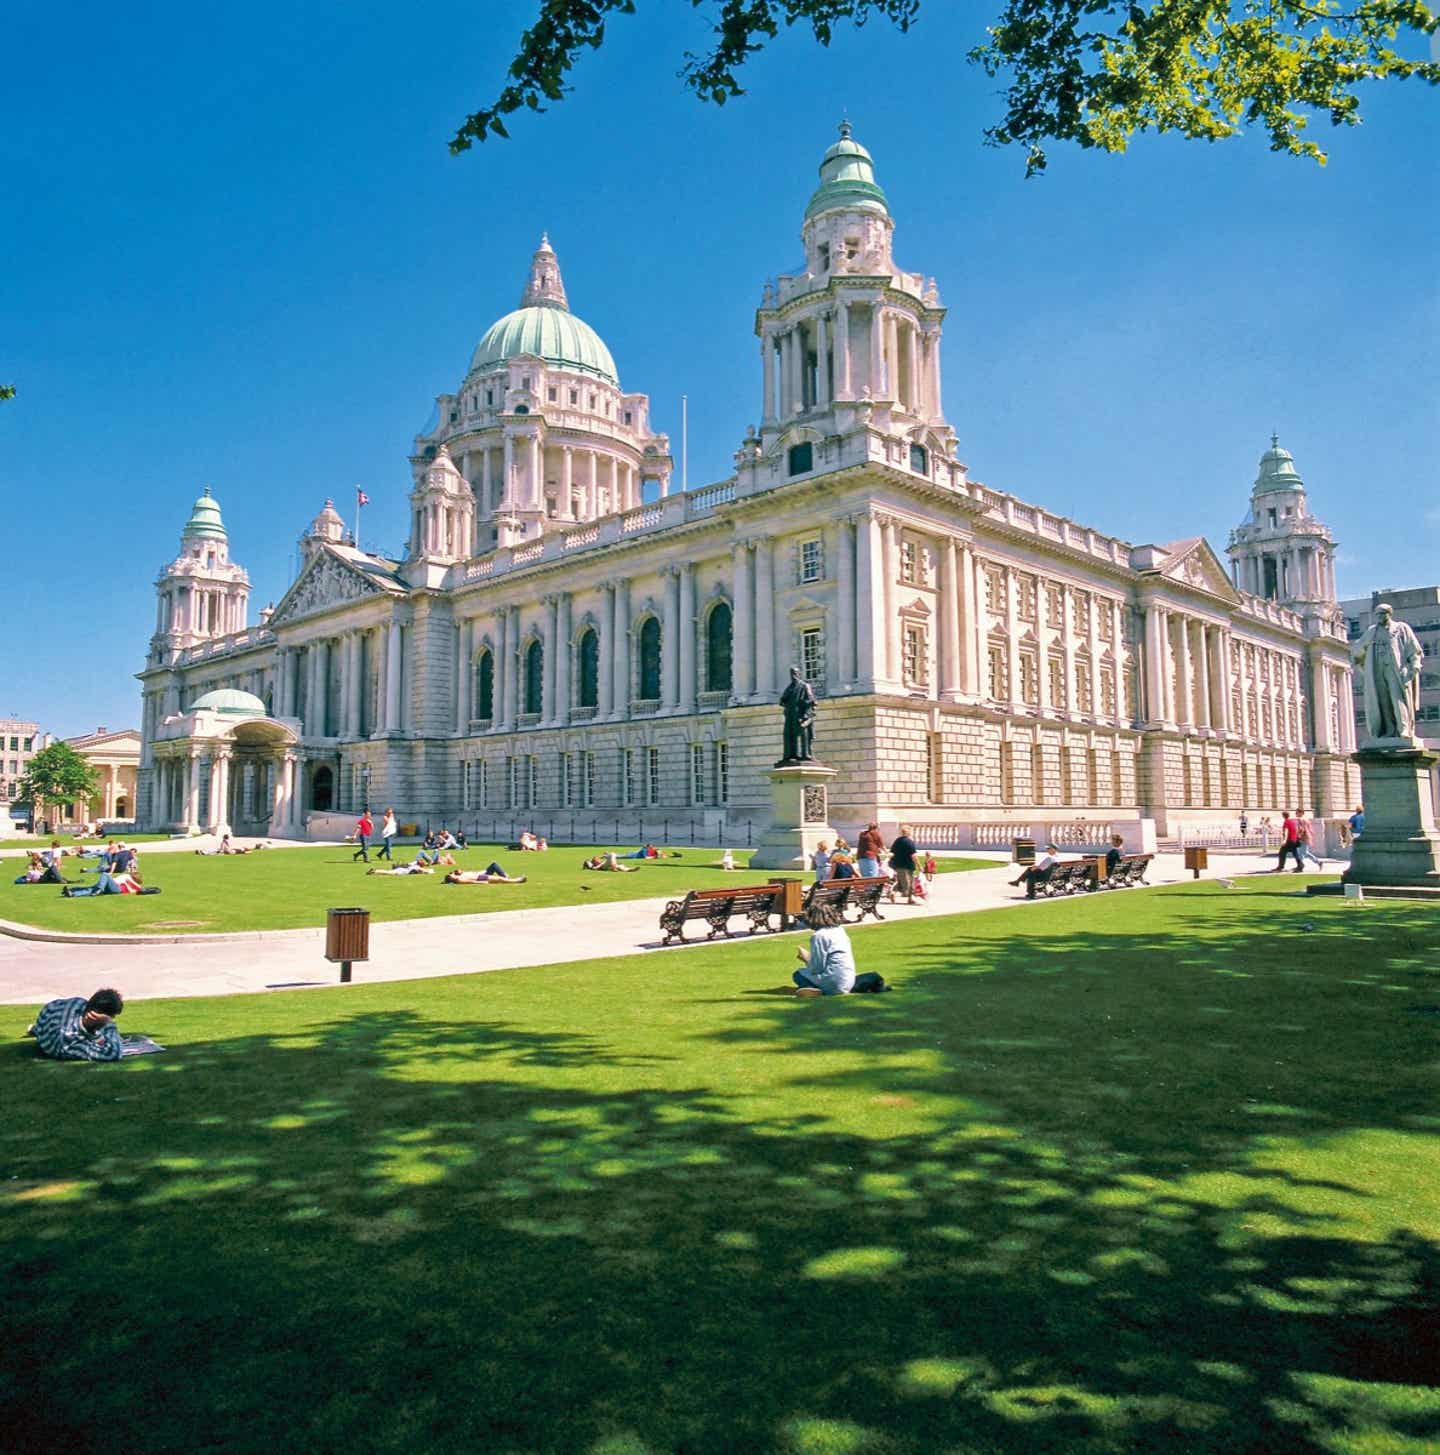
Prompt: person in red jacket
<box><xmin>1272</xmin><ymin>810</ymin><xmax>1304</xmax><ymax>873</ymax></box>
<box><xmin>352</xmin><ymin>809</ymin><xmax>374</xmax><ymax>863</ymax></box>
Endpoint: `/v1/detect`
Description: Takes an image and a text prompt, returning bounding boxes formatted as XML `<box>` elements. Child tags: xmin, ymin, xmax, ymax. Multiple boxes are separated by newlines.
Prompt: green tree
<box><xmin>450</xmin><ymin>0</ymin><xmax>1438</xmax><ymax>172</ymax></box>
<box><xmin>0</xmin><ymin>387</ymin><xmax>14</xmax><ymax>401</ymax></box>
<box><xmin>18</xmin><ymin>742</ymin><xmax>101</xmax><ymax>829</ymax></box>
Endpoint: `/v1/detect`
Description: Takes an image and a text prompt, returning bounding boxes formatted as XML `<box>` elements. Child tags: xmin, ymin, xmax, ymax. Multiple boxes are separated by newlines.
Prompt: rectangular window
<box><xmin>1100</xmin><ymin>667</ymin><xmax>1117</xmax><ymax>716</ymax></box>
<box><xmin>799</xmin><ymin>538</ymin><xmax>823</xmax><ymax>583</ymax></box>
<box><xmin>1183</xmin><ymin>755</ymin><xmax>1194</xmax><ymax>805</ymax></box>
<box><xmin>1111</xmin><ymin>749</ymin><xmax>1123</xmax><ymax>803</ymax></box>
<box><xmin>623</xmin><ymin>748</ymin><xmax>636</xmax><ymax>806</ymax></box>
<box><xmin>801</xmin><ymin>627</ymin><xmax>825</xmax><ymax>687</ymax></box>
<box><xmin>583</xmin><ymin>751</ymin><xmax>597</xmax><ymax>808</ymax></box>
<box><xmin>1045</xmin><ymin>584</ymin><xmax>1064</xmax><ymax>629</ymax></box>
<box><xmin>1030</xmin><ymin>743</ymin><xmax>1045</xmax><ymax>804</ymax></box>
<box><xmin>716</xmin><ymin>741</ymin><xmax>729</xmax><ymax>804</ymax></box>
<box><xmin>570</xmin><ymin>389</ymin><xmax>578</xmax><ymax>404</ymax></box>
<box><xmin>984</xmin><ymin>568</ymin><xmax>1004</xmax><ymax>615</ymax></box>
<box><xmin>561</xmin><ymin>751</ymin><xmax>574</xmax><ymax>808</ymax></box>
<box><xmin>1098</xmin><ymin>603</ymin><xmax>1114</xmax><ymax>641</ymax></box>
<box><xmin>999</xmin><ymin>741</ymin><xmax>1015</xmax><ymax>805</ymax></box>
<box><xmin>903</xmin><ymin>624</ymin><xmax>928</xmax><ymax>687</ymax></box>
<box><xmin>1019</xmin><ymin>650</ymin><xmax>1039</xmax><ymax>706</ymax></box>
<box><xmin>900</xmin><ymin>540</ymin><xmax>918</xmax><ymax>584</ymax></box>
<box><xmin>1048</xmin><ymin>656</ymin><xmax>1066</xmax><ymax>710</ymax></box>
<box><xmin>1087</xmin><ymin>747</ymin><xmax>1100</xmax><ymax>806</ymax></box>
<box><xmin>1061</xmin><ymin>747</ymin><xmax>1075</xmax><ymax>806</ymax></box>
<box><xmin>1075</xmin><ymin>660</ymin><xmax>1092</xmax><ymax>713</ymax></box>
<box><xmin>1072</xmin><ymin>590</ymin><xmax>1091</xmax><ymax>634</ymax></box>
<box><xmin>486</xmin><ymin>389</ymin><xmax>493</xmax><ymax>407</ymax></box>
<box><xmin>505</xmin><ymin>756</ymin><xmax>516</xmax><ymax>810</ymax></box>
<box><xmin>647</xmin><ymin>746</ymin><xmax>660</xmax><ymax>806</ymax></box>
<box><xmin>988</xmin><ymin>643</ymin><xmax>1008</xmax><ymax>702</ymax></box>
<box><xmin>691</xmin><ymin>744</ymin><xmax>706</xmax><ymax>805</ymax></box>
<box><xmin>624</xmin><ymin>411</ymin><xmax>632</xmax><ymax>425</ymax></box>
<box><xmin>462</xmin><ymin>760</ymin><xmax>472</xmax><ymax>810</ymax></box>
<box><xmin>926</xmin><ymin>731</ymin><xmax>943</xmax><ymax>804</ymax></box>
<box><xmin>1017</xmin><ymin>575</ymin><xmax>1037</xmax><ymax>622</ymax></box>
<box><xmin>528</xmin><ymin>755</ymin><xmax>539</xmax><ymax>808</ymax></box>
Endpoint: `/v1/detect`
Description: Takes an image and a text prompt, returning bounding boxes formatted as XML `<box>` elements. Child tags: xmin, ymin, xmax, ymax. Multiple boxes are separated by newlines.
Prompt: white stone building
<box><xmin>137</xmin><ymin>126</ymin><xmax>1358</xmax><ymax>843</ymax></box>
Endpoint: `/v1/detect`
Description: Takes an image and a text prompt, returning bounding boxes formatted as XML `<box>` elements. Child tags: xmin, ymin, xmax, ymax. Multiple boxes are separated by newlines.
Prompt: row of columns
<box><xmin>153</xmin><ymin>749</ymin><xmax>300</xmax><ymax>836</ymax></box>
<box><xmin>157</xmin><ymin>582</ymin><xmax>245</xmax><ymax>638</ymax></box>
<box><xmin>762</xmin><ymin>299</ymin><xmax>941</xmax><ymax>422</ymax></box>
<box><xmin>274</xmin><ymin>622</ymin><xmax>405</xmax><ymax>739</ymax></box>
<box><xmin>461</xmin><ymin>441</ymin><xmax>644</xmax><ymax>519</ymax></box>
<box><xmin>413</xmin><ymin>495</ymin><xmax>474</xmax><ymax>560</ymax></box>
<box><xmin>1235</xmin><ymin>542</ymin><xmax>1336</xmax><ymax>602</ymax></box>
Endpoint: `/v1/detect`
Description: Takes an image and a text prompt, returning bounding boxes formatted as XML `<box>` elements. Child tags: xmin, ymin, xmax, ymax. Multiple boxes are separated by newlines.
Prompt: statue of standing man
<box><xmin>1352</xmin><ymin>602</ymin><xmax>1424</xmax><ymax>743</ymax></box>
<box><xmin>778</xmin><ymin>665</ymin><xmax>818</xmax><ymax>765</ymax></box>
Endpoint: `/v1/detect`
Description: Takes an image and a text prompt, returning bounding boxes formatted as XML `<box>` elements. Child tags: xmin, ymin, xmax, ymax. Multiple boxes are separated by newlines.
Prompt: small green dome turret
<box><xmin>804</xmin><ymin>121</ymin><xmax>890</xmax><ymax>222</ymax></box>
<box><xmin>188</xmin><ymin>687</ymin><xmax>266</xmax><ymax>716</ymax></box>
<box><xmin>1253</xmin><ymin>434</ymin><xmax>1305</xmax><ymax>494</ymax></box>
<box><xmin>183</xmin><ymin>487</ymin><xmax>228</xmax><ymax>540</ymax></box>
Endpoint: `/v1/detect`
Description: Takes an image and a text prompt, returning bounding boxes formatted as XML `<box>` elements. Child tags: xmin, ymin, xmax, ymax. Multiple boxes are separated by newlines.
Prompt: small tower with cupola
<box><xmin>1227</xmin><ymin>436</ymin><xmax>1339</xmax><ymax>617</ymax></box>
<box><xmin>148</xmin><ymin>488</ymin><xmax>250</xmax><ymax>666</ymax></box>
<box><xmin>406</xmin><ymin>443</ymin><xmax>477</xmax><ymax>583</ymax></box>
<box><xmin>743</xmin><ymin>122</ymin><xmax>961</xmax><ymax>493</ymax></box>
<box><xmin>300</xmin><ymin>499</ymin><xmax>347</xmax><ymax>563</ymax></box>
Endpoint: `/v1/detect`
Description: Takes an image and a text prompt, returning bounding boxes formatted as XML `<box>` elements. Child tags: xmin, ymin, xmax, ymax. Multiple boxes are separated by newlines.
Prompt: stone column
<box><xmin>869</xmin><ymin>304</ymin><xmax>884</xmax><ymax>398</ymax></box>
<box><xmin>939</xmin><ymin>538</ymin><xmax>960</xmax><ymax>699</ymax></box>
<box><xmin>732</xmin><ymin>541</ymin><xmax>754</xmax><ymax>700</ymax></box>
<box><xmin>612</xmin><ymin>579</ymin><xmax>631</xmax><ymax>717</ymax></box>
<box><xmin>184</xmin><ymin>749</ymin><xmax>201</xmax><ymax>831</ymax></box>
<box><xmin>507</xmin><ymin>605</ymin><xmax>521</xmax><ymax>724</ymax></box>
<box><xmin>678</xmin><ymin>564</ymin><xmax>696</xmax><ymax>713</ymax></box>
<box><xmin>599</xmin><ymin>583</ymin><xmax>615</xmax><ymax>717</ymax></box>
<box><xmin>1061</xmin><ymin>586</ymin><xmax>1078</xmax><ymax>716</ymax></box>
<box><xmin>856</xmin><ymin>514</ymin><xmax>886</xmax><ymax>691</ymax></box>
<box><xmin>754</xmin><ymin>538</ymin><xmax>775</xmax><ymax>700</ymax></box>
<box><xmin>880</xmin><ymin>517</ymin><xmax>900</xmax><ymax>684</ymax></box>
<box><xmin>207</xmin><ymin>749</ymin><xmax>231</xmax><ymax>831</ymax></box>
<box><xmin>959</xmin><ymin>545</ymin><xmax>979</xmax><ymax>698</ymax></box>
<box><xmin>555</xmin><ymin>593</ymin><xmax>572</xmax><ymax>724</ymax></box>
<box><xmin>837</xmin><ymin>300</ymin><xmax>851</xmax><ymax>400</ymax></box>
<box><xmin>384</xmin><ymin>620</ymin><xmax>403</xmax><ymax>733</ymax></box>
<box><xmin>837</xmin><ymin>517</ymin><xmax>856</xmax><ymax>687</ymax></box>
<box><xmin>1193</xmin><ymin>622</ymin><xmax>1212</xmax><ymax>730</ymax></box>
<box><xmin>269</xmin><ymin>753</ymin><xmax>287</xmax><ymax>831</ymax></box>
<box><xmin>776</xmin><ymin>332</ymin><xmax>790</xmax><ymax>418</ymax></box>
<box><xmin>814</xmin><ymin>313</ymin><xmax>829</xmax><ymax>407</ymax></box>
<box><xmin>1309</xmin><ymin>654</ymin><xmax>1333</xmax><ymax>753</ymax></box>
<box><xmin>316</xmin><ymin>639</ymin><xmax>330</xmax><ymax>736</ymax></box>
<box><xmin>455</xmin><ymin>619</ymin><xmax>472</xmax><ymax>734</ymax></box>
<box><xmin>761</xmin><ymin>331</ymin><xmax>776</xmax><ymax>423</ymax></box>
<box><xmin>1214</xmin><ymin>629</ymin><xmax>1233</xmax><ymax>734</ymax></box>
<box><xmin>1143</xmin><ymin>605</ymin><xmax>1166</xmax><ymax>726</ymax></box>
<box><xmin>1004</xmin><ymin>569</ymin><xmax>1023</xmax><ymax>708</ymax></box>
<box><xmin>562</xmin><ymin>447</ymin><xmax>574</xmax><ymax>517</ymax></box>
<box><xmin>663</xmin><ymin>568</ymin><xmax>681</xmax><ymax>710</ymax></box>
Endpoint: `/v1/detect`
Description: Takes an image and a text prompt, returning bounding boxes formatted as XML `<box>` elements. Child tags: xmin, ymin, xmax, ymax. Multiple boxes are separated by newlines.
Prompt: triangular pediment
<box><xmin>269</xmin><ymin>547</ymin><xmax>400</xmax><ymax>628</ymax></box>
<box><xmin>1156</xmin><ymin>538</ymin><xmax>1241</xmax><ymax>603</ymax></box>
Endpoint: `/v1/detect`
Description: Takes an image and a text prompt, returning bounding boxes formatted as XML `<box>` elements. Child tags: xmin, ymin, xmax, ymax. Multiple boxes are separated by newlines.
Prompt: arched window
<box><xmin>524</xmin><ymin>639</ymin><xmax>544</xmax><ymax>714</ymax></box>
<box><xmin>475</xmin><ymin>651</ymin><xmax>494</xmax><ymax>721</ymax></box>
<box><xmin>638</xmin><ymin>617</ymin><xmax>661</xmax><ymax>701</ymax></box>
<box><xmin>578</xmin><ymin>628</ymin><xmax>599</xmax><ymax>708</ymax></box>
<box><xmin>706</xmin><ymin>602</ymin><xmax>733</xmax><ymax>693</ymax></box>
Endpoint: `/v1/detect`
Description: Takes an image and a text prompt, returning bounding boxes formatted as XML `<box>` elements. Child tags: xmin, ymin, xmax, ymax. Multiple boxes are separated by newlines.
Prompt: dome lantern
<box><xmin>183</xmin><ymin>487</ymin><xmax>228</xmax><ymax>541</ymax></box>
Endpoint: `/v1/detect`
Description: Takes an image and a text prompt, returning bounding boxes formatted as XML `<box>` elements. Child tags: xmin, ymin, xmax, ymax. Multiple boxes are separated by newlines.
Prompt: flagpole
<box><xmin>354</xmin><ymin>486</ymin><xmax>363</xmax><ymax>555</ymax></box>
<box><xmin>681</xmin><ymin>394</ymin><xmax>688</xmax><ymax>493</ymax></box>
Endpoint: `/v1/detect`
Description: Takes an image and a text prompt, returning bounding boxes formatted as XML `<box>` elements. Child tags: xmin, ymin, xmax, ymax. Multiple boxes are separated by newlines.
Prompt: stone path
<box><xmin>0</xmin><ymin>849</ymin><xmax>1276</xmax><ymax>1005</ymax></box>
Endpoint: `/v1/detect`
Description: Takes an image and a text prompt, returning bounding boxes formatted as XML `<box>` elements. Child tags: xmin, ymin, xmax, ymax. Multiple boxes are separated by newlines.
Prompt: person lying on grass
<box><xmin>582</xmin><ymin>852</ymin><xmax>637</xmax><ymax>872</ymax></box>
<box><xmin>14</xmin><ymin>853</ymin><xmax>66</xmax><ymax>885</ymax></box>
<box><xmin>26</xmin><ymin>988</ymin><xmax>124</xmax><ymax>1061</ymax></box>
<box><xmin>367</xmin><ymin>860</ymin><xmax>436</xmax><ymax>876</ymax></box>
<box><xmin>791</xmin><ymin>903</ymin><xmax>887</xmax><ymax>997</ymax></box>
<box><xmin>444</xmin><ymin>862</ymin><xmax>527</xmax><ymax>884</ymax></box>
<box><xmin>195</xmin><ymin>834</ymin><xmax>252</xmax><ymax>855</ymax></box>
<box><xmin>62</xmin><ymin>870</ymin><xmax>158</xmax><ymax>896</ymax></box>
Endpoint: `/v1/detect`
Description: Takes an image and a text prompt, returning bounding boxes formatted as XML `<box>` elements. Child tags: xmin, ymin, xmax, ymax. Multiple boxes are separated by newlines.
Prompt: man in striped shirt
<box><xmin>27</xmin><ymin>989</ymin><xmax>125</xmax><ymax>1062</ymax></box>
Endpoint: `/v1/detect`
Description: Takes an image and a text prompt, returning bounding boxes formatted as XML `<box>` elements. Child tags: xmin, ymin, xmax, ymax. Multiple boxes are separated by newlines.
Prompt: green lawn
<box><xmin>3</xmin><ymin>879</ymin><xmax>1437</xmax><ymax>1454</ymax></box>
<box><xmin>0</xmin><ymin>843</ymin><xmax>994</xmax><ymax>934</ymax></box>
<box><xmin>0</xmin><ymin>832</ymin><xmax>171</xmax><ymax>853</ymax></box>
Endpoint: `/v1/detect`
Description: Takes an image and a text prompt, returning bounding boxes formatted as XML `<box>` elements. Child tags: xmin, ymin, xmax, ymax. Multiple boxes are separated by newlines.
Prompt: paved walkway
<box><xmin>0</xmin><ymin>850</ymin><xmax>1275</xmax><ymax>1005</ymax></box>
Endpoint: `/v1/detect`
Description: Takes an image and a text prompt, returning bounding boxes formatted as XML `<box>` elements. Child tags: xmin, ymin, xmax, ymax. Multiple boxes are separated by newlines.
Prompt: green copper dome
<box><xmin>468</xmin><ymin>305</ymin><xmax>618</xmax><ymax>385</ymax></box>
<box><xmin>1254</xmin><ymin>434</ymin><xmax>1305</xmax><ymax>494</ymax></box>
<box><xmin>183</xmin><ymin>488</ymin><xmax>227</xmax><ymax>540</ymax></box>
<box><xmin>804</xmin><ymin>121</ymin><xmax>890</xmax><ymax>221</ymax></box>
<box><xmin>189</xmin><ymin>688</ymin><xmax>267</xmax><ymax>717</ymax></box>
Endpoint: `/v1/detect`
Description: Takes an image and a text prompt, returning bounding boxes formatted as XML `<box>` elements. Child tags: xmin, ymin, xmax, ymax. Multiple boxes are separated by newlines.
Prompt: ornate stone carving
<box><xmin>802</xmin><ymin>784</ymin><xmax>827</xmax><ymax>823</ymax></box>
<box><xmin>270</xmin><ymin>552</ymin><xmax>378</xmax><ymax>626</ymax></box>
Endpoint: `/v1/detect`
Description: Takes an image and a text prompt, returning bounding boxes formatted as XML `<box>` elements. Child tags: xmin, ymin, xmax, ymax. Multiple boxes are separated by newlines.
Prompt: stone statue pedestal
<box><xmin>1343</xmin><ymin>744</ymin><xmax>1440</xmax><ymax>887</ymax></box>
<box><xmin>749</xmin><ymin>763</ymin><xmax>839</xmax><ymax>871</ymax></box>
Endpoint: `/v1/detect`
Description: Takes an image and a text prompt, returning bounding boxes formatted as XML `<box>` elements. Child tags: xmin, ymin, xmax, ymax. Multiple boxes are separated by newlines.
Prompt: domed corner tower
<box><xmin>411</xmin><ymin>234</ymin><xmax>671</xmax><ymax>553</ymax></box>
<box><xmin>149</xmin><ymin>488</ymin><xmax>251</xmax><ymax>665</ymax></box>
<box><xmin>744</xmin><ymin>122</ymin><xmax>961</xmax><ymax>495</ymax></box>
<box><xmin>1226</xmin><ymin>436</ymin><xmax>1340</xmax><ymax>621</ymax></box>
<box><xmin>300</xmin><ymin>498</ymin><xmax>347</xmax><ymax>564</ymax></box>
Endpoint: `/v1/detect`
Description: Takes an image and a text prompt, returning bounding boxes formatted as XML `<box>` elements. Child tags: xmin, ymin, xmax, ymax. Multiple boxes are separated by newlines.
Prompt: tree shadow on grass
<box><xmin>2</xmin><ymin>895</ymin><xmax>1439</xmax><ymax>1454</ymax></box>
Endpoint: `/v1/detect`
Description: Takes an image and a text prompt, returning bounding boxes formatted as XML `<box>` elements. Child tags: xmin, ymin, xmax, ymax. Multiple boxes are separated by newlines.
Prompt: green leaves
<box><xmin>453</xmin><ymin>0</ymin><xmax>1437</xmax><ymax>169</ymax></box>
<box><xmin>18</xmin><ymin>742</ymin><xmax>102</xmax><ymax>816</ymax></box>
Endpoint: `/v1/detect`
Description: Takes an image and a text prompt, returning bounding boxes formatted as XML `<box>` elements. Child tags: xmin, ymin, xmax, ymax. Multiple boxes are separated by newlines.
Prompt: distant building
<box><xmin>0</xmin><ymin>717</ymin><xmax>49</xmax><ymax>829</ymax></box>
<box><xmin>64</xmin><ymin>727</ymin><xmax>142</xmax><ymax>825</ymax></box>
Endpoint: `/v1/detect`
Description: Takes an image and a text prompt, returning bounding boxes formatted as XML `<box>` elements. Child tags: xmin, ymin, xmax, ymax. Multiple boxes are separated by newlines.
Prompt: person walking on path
<box><xmin>378</xmin><ymin>808</ymin><xmax>398</xmax><ymax>861</ymax></box>
<box><xmin>1273</xmin><ymin>811</ymin><xmax>1305</xmax><ymax>873</ymax></box>
<box><xmin>888</xmin><ymin>824</ymin><xmax>920</xmax><ymax>904</ymax></box>
<box><xmin>856</xmin><ymin>823</ymin><xmax>884</xmax><ymax>880</ymax></box>
<box><xmin>1297</xmin><ymin>812</ymin><xmax>1326</xmax><ymax>870</ymax></box>
<box><xmin>352</xmin><ymin>809</ymin><xmax>374</xmax><ymax>863</ymax></box>
<box><xmin>1348</xmin><ymin>805</ymin><xmax>1365</xmax><ymax>842</ymax></box>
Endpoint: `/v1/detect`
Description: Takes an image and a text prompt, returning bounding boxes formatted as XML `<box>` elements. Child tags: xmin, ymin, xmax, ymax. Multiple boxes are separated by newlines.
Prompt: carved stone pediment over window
<box><xmin>1152</xmin><ymin>538</ymin><xmax>1242</xmax><ymax>604</ymax></box>
<box><xmin>269</xmin><ymin>549</ymin><xmax>394</xmax><ymax>627</ymax></box>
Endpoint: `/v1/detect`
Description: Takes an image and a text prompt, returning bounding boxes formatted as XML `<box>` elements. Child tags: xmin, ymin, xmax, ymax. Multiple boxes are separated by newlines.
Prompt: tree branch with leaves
<box><xmin>449</xmin><ymin>0</ymin><xmax>1437</xmax><ymax>171</ymax></box>
<box><xmin>18</xmin><ymin>743</ymin><xmax>101</xmax><ymax>829</ymax></box>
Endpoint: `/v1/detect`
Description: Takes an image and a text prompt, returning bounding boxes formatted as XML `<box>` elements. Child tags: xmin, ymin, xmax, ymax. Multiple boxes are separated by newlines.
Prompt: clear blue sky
<box><xmin>4</xmin><ymin>1</ymin><xmax>1437</xmax><ymax>737</ymax></box>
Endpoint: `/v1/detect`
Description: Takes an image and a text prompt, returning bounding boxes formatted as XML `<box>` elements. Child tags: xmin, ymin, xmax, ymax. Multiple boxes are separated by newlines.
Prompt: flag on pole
<box><xmin>356</xmin><ymin>489</ymin><xmax>370</xmax><ymax>507</ymax></box>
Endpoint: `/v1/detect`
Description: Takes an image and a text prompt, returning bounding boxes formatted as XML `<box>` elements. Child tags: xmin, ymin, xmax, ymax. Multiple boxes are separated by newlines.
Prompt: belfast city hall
<box><xmin>137</xmin><ymin>125</ymin><xmax>1359</xmax><ymax>846</ymax></box>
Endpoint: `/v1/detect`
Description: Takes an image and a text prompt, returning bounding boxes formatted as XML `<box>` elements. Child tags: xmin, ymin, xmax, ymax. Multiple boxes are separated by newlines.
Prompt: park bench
<box><xmin>1032</xmin><ymin>860</ymin><xmax>1095</xmax><ymax>897</ymax></box>
<box><xmin>803</xmin><ymin>874</ymin><xmax>889</xmax><ymax>924</ymax></box>
<box><xmin>659</xmin><ymin>883</ymin><xmax>786</xmax><ymax>945</ymax></box>
<box><xmin>1104</xmin><ymin>853</ymin><xmax>1152</xmax><ymax>888</ymax></box>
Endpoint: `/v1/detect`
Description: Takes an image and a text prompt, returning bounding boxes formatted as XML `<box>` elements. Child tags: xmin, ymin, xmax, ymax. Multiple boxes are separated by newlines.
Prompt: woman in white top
<box><xmin>379</xmin><ymin>809</ymin><xmax>399</xmax><ymax>861</ymax></box>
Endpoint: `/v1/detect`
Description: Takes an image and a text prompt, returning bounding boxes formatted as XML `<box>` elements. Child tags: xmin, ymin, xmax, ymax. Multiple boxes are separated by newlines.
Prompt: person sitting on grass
<box><xmin>1009</xmin><ymin>844</ymin><xmax>1060</xmax><ymax>899</ymax></box>
<box><xmin>366</xmin><ymin>860</ymin><xmax>435</xmax><ymax>876</ymax></box>
<box><xmin>436</xmin><ymin>827</ymin><xmax>460</xmax><ymax>851</ymax></box>
<box><xmin>195</xmin><ymin>834</ymin><xmax>249</xmax><ymax>856</ymax></box>
<box><xmin>718</xmin><ymin>848</ymin><xmax>737</xmax><ymax>872</ymax></box>
<box><xmin>583</xmin><ymin>851</ymin><xmax>637</xmax><ymax>872</ymax></box>
<box><xmin>14</xmin><ymin>853</ymin><xmax>63</xmax><ymax>885</ymax></box>
<box><xmin>791</xmin><ymin>903</ymin><xmax>888</xmax><ymax>997</ymax></box>
<box><xmin>444</xmin><ymin>862</ymin><xmax>527</xmax><ymax>884</ymax></box>
<box><xmin>110</xmin><ymin>843</ymin><xmax>137</xmax><ymax>876</ymax></box>
<box><xmin>415</xmin><ymin>830</ymin><xmax>441</xmax><ymax>866</ymax></box>
<box><xmin>26</xmin><ymin>988</ymin><xmax>125</xmax><ymax>1062</ymax></box>
<box><xmin>41</xmin><ymin>841</ymin><xmax>66</xmax><ymax>872</ymax></box>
